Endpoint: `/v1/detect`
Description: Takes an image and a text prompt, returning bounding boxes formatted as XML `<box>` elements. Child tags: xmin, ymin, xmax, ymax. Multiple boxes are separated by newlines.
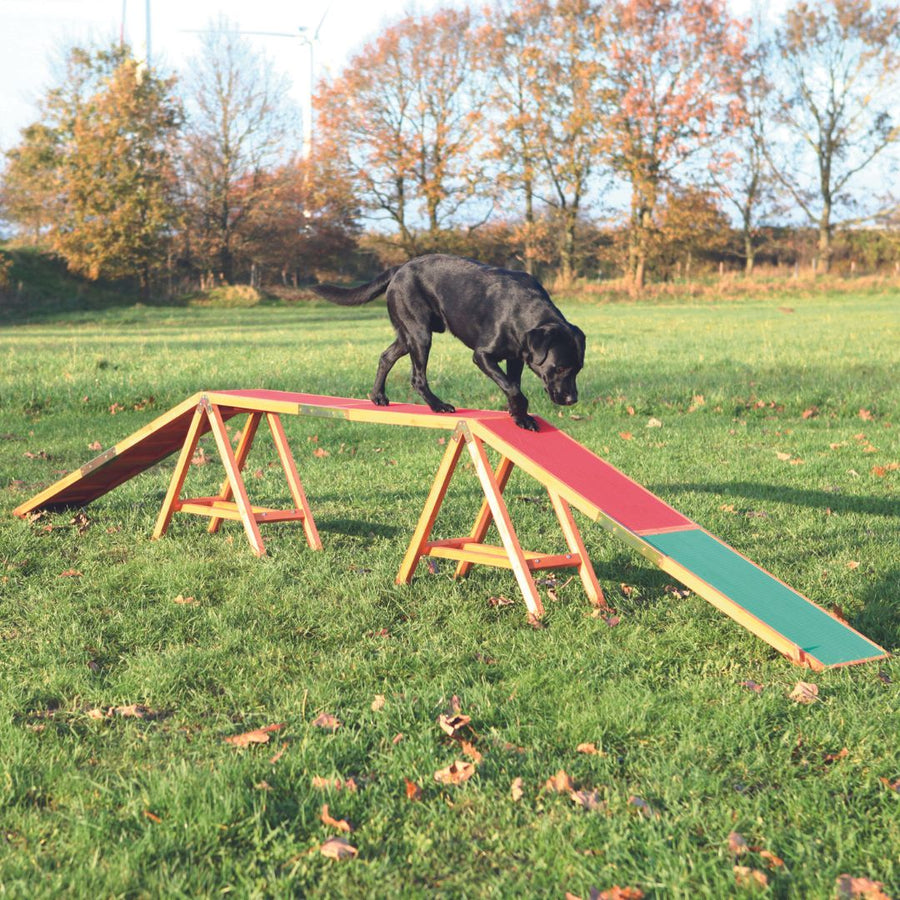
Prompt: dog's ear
<box><xmin>524</xmin><ymin>325</ymin><xmax>557</xmax><ymax>365</ymax></box>
<box><xmin>571</xmin><ymin>325</ymin><xmax>586</xmax><ymax>364</ymax></box>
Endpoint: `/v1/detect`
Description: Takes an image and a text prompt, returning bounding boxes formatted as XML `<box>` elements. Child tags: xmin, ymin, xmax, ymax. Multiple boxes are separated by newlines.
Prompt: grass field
<box><xmin>1</xmin><ymin>286</ymin><xmax>898</xmax><ymax>898</ymax></box>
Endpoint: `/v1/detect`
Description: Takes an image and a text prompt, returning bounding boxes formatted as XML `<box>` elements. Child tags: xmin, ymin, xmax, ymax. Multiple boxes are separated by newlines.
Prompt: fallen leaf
<box><xmin>173</xmin><ymin>594</ymin><xmax>196</xmax><ymax>605</ymax></box>
<box><xmin>190</xmin><ymin>447</ymin><xmax>208</xmax><ymax>466</ymax></box>
<box><xmin>619</xmin><ymin>432</ymin><xmax>633</xmax><ymax>441</ymax></box>
<box><xmin>438</xmin><ymin>713</ymin><xmax>471</xmax><ymax>739</ymax></box>
<box><xmin>545</xmin><ymin>770</ymin><xmax>576</xmax><ymax>793</ymax></box>
<box><xmin>728</xmin><ymin>831</ymin><xmax>749</xmax><ymax>856</ymax></box>
<box><xmin>789</xmin><ymin>682</ymin><xmax>819</xmax><ymax>704</ymax></box>
<box><xmin>224</xmin><ymin>723</ymin><xmax>285</xmax><ymax>747</ymax></box>
<box><xmin>143</xmin><ymin>810</ymin><xmax>162</xmax><ymax>824</ymax></box>
<box><xmin>255</xmin><ymin>780</ymin><xmax>273</xmax><ymax>791</ymax></box>
<box><xmin>646</xmin><ymin>417</ymin><xmax>662</xmax><ymax>428</ymax></box>
<box><xmin>488</xmin><ymin>594</ymin><xmax>515</xmax><ymax>608</ymax></box>
<box><xmin>313</xmin><ymin>447</ymin><xmax>330</xmax><ymax>458</ymax></box>
<box><xmin>879</xmin><ymin>777</ymin><xmax>900</xmax><ymax>793</ymax></box>
<box><xmin>269</xmin><ymin>742</ymin><xmax>287</xmax><ymax>764</ymax></box>
<box><xmin>58</xmin><ymin>569</ymin><xmax>83</xmax><ymax>578</ymax></box>
<box><xmin>392</xmin><ymin>732</ymin><xmax>404</xmax><ymax>745</ymax></box>
<box><xmin>734</xmin><ymin>866</ymin><xmax>769</xmax><ymax>889</ymax></box>
<box><xmin>776</xmin><ymin>451</ymin><xmax>792</xmax><ymax>461</ymax></box>
<box><xmin>859</xmin><ymin>409</ymin><xmax>874</xmax><ymax>421</ymax></box>
<box><xmin>311</xmin><ymin>776</ymin><xmax>358</xmax><ymax>792</ymax></box>
<box><xmin>741</xmin><ymin>680</ymin><xmax>764</xmax><ymax>694</ymax></box>
<box><xmin>596</xmin><ymin>887</ymin><xmax>644</xmax><ymax>900</ymax></box>
<box><xmin>320</xmin><ymin>804</ymin><xmax>353</xmax><ymax>833</ymax></box>
<box><xmin>526</xmin><ymin>612</ymin><xmax>546</xmax><ymax>629</ymax></box>
<box><xmin>801</xmin><ymin>407</ymin><xmax>819</xmax><ymax>419</ymax></box>
<box><xmin>434</xmin><ymin>760</ymin><xmax>475</xmax><ymax>785</ymax></box>
<box><xmin>108</xmin><ymin>704</ymin><xmax>160</xmax><ymax>719</ymax></box>
<box><xmin>460</xmin><ymin>740</ymin><xmax>483</xmax><ymax>763</ymax></box>
<box><xmin>70</xmin><ymin>512</ymin><xmax>90</xmax><ymax>534</ymax></box>
<box><xmin>570</xmin><ymin>789</ymin><xmax>604</xmax><ymax>811</ymax></box>
<box><xmin>823</xmin><ymin>748</ymin><xmax>849</xmax><ymax>764</ymax></box>
<box><xmin>577</xmin><ymin>742</ymin><xmax>600</xmax><ymax>755</ymax></box>
<box><xmin>312</xmin><ymin>712</ymin><xmax>341</xmax><ymax>732</ymax></box>
<box><xmin>405</xmin><ymin>779</ymin><xmax>422</xmax><ymax>801</ymax></box>
<box><xmin>88</xmin><ymin>440</ymin><xmax>103</xmax><ymax>451</ymax></box>
<box><xmin>319</xmin><ymin>836</ymin><xmax>357</xmax><ymax>860</ymax></box>
<box><xmin>511</xmin><ymin>777</ymin><xmax>524</xmax><ymax>802</ymax></box>
<box><xmin>835</xmin><ymin>874</ymin><xmax>891</xmax><ymax>899</ymax></box>
<box><xmin>847</xmin><ymin>560</ymin><xmax>860</xmax><ymax>570</ymax></box>
<box><xmin>371</xmin><ymin>694</ymin><xmax>386</xmax><ymax>712</ymax></box>
<box><xmin>759</xmin><ymin>850</ymin><xmax>785</xmax><ymax>869</ymax></box>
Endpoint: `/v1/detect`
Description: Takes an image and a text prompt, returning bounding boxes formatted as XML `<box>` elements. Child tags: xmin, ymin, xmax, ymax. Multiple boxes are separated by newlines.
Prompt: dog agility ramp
<box><xmin>468</xmin><ymin>416</ymin><xmax>888</xmax><ymax>670</ymax></box>
<box><xmin>13</xmin><ymin>390</ymin><xmax>888</xmax><ymax>670</ymax></box>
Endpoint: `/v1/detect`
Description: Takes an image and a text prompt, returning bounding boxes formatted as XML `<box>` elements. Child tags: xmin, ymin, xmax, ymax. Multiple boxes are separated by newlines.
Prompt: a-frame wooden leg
<box><xmin>463</xmin><ymin>428</ymin><xmax>544</xmax><ymax>619</ymax></box>
<box><xmin>208</xmin><ymin>411</ymin><xmax>262</xmax><ymax>534</ymax></box>
<box><xmin>205</xmin><ymin>400</ymin><xmax>266</xmax><ymax>556</ymax></box>
<box><xmin>267</xmin><ymin>412</ymin><xmax>322</xmax><ymax>550</ymax></box>
<box><xmin>547</xmin><ymin>489</ymin><xmax>608</xmax><ymax>609</ymax></box>
<box><xmin>152</xmin><ymin>404</ymin><xmax>206</xmax><ymax>541</ymax></box>
<box><xmin>396</xmin><ymin>428</ymin><xmax>466</xmax><ymax>584</ymax></box>
<box><xmin>454</xmin><ymin>454</ymin><xmax>515</xmax><ymax>579</ymax></box>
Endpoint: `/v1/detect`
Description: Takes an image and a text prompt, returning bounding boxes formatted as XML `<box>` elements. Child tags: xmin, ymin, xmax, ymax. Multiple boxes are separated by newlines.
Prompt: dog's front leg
<box><xmin>473</xmin><ymin>352</ymin><xmax>538</xmax><ymax>431</ymax></box>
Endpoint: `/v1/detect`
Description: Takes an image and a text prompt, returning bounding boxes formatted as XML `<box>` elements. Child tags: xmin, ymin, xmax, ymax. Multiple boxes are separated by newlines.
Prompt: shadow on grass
<box><xmin>856</xmin><ymin>568</ymin><xmax>900</xmax><ymax>652</ymax></box>
<box><xmin>314</xmin><ymin>518</ymin><xmax>402</xmax><ymax>539</ymax></box>
<box><xmin>659</xmin><ymin>481</ymin><xmax>899</xmax><ymax>519</ymax></box>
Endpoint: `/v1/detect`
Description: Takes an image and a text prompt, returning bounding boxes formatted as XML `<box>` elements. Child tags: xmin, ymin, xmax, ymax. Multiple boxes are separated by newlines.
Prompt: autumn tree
<box><xmin>768</xmin><ymin>0</ymin><xmax>900</xmax><ymax>273</ymax></box>
<box><xmin>603</xmin><ymin>0</ymin><xmax>748</xmax><ymax>288</ymax></box>
<box><xmin>315</xmin><ymin>8</ymin><xmax>487</xmax><ymax>254</ymax></box>
<box><xmin>180</xmin><ymin>21</ymin><xmax>294</xmax><ymax>283</ymax></box>
<box><xmin>0</xmin><ymin>123</ymin><xmax>60</xmax><ymax>244</ymax></box>
<box><xmin>1</xmin><ymin>44</ymin><xmax>181</xmax><ymax>290</ymax></box>
<box><xmin>478</xmin><ymin>0</ymin><xmax>607</xmax><ymax>280</ymax></box>
<box><xmin>241</xmin><ymin>150</ymin><xmax>361</xmax><ymax>284</ymax></box>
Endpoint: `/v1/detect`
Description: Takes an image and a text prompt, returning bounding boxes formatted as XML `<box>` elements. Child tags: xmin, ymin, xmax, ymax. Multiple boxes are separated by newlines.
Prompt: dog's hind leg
<box><xmin>409</xmin><ymin>338</ymin><xmax>455</xmax><ymax>414</ymax></box>
<box><xmin>371</xmin><ymin>338</ymin><xmax>408</xmax><ymax>406</ymax></box>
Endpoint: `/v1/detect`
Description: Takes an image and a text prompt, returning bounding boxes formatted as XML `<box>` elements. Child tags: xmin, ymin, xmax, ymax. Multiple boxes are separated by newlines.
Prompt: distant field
<box><xmin>0</xmin><ymin>289</ymin><xmax>897</xmax><ymax>897</ymax></box>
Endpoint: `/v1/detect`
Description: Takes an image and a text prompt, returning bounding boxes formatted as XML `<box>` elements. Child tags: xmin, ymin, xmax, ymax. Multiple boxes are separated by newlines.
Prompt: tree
<box><xmin>603</xmin><ymin>0</ymin><xmax>748</xmax><ymax>288</ymax></box>
<box><xmin>316</xmin><ymin>8</ymin><xmax>487</xmax><ymax>254</ymax></box>
<box><xmin>181</xmin><ymin>21</ymin><xmax>294</xmax><ymax>283</ymax></box>
<box><xmin>1</xmin><ymin>44</ymin><xmax>182</xmax><ymax>291</ymax></box>
<box><xmin>769</xmin><ymin>0</ymin><xmax>900</xmax><ymax>272</ymax></box>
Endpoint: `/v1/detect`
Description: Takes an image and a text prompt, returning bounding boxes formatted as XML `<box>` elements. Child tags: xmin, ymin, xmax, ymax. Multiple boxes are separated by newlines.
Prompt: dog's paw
<box><xmin>370</xmin><ymin>393</ymin><xmax>390</xmax><ymax>406</ymax></box>
<box><xmin>431</xmin><ymin>401</ymin><xmax>456</xmax><ymax>414</ymax></box>
<box><xmin>514</xmin><ymin>414</ymin><xmax>540</xmax><ymax>432</ymax></box>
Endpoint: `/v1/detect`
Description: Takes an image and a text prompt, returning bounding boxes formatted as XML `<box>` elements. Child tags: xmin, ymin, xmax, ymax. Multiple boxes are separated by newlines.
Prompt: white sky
<box><xmin>0</xmin><ymin>0</ymin><xmax>451</xmax><ymax>152</ymax></box>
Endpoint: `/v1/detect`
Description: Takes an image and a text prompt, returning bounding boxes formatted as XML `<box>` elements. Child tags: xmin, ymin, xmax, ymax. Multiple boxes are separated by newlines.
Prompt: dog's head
<box><xmin>524</xmin><ymin>323</ymin><xmax>585</xmax><ymax>406</ymax></box>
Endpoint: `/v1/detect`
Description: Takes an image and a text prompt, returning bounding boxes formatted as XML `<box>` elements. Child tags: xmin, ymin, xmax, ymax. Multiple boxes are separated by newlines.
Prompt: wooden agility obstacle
<box><xmin>13</xmin><ymin>389</ymin><xmax>888</xmax><ymax>671</ymax></box>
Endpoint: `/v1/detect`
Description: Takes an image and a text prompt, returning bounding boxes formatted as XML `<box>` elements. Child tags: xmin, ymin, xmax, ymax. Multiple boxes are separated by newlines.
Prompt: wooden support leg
<box><xmin>396</xmin><ymin>429</ymin><xmax>466</xmax><ymax>584</ymax></box>
<box><xmin>205</xmin><ymin>400</ymin><xmax>266</xmax><ymax>556</ymax></box>
<box><xmin>267</xmin><ymin>412</ymin><xmax>322</xmax><ymax>550</ymax></box>
<box><xmin>454</xmin><ymin>454</ymin><xmax>515</xmax><ymax>580</ymax></box>
<box><xmin>152</xmin><ymin>405</ymin><xmax>205</xmax><ymax>541</ymax></box>
<box><xmin>208</xmin><ymin>411</ymin><xmax>262</xmax><ymax>534</ymax></box>
<box><xmin>547</xmin><ymin>489</ymin><xmax>608</xmax><ymax>609</ymax></box>
<box><xmin>463</xmin><ymin>428</ymin><xmax>544</xmax><ymax>619</ymax></box>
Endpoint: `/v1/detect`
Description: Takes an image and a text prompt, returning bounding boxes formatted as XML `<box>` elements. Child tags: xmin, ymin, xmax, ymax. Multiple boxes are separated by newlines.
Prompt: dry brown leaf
<box><xmin>776</xmin><ymin>451</ymin><xmax>792</xmax><ymax>461</ymax></box>
<box><xmin>311</xmin><ymin>776</ymin><xmax>357</xmax><ymax>792</ymax></box>
<box><xmin>312</xmin><ymin>712</ymin><xmax>342</xmax><ymax>732</ymax></box>
<box><xmin>835</xmin><ymin>874</ymin><xmax>891</xmax><ymax>899</ymax></box>
<box><xmin>570</xmin><ymin>789</ymin><xmax>604</xmax><ymax>811</ymax></box>
<box><xmin>405</xmin><ymin>778</ymin><xmax>423</xmax><ymax>801</ymax></box>
<box><xmin>173</xmin><ymin>594</ymin><xmax>196</xmax><ymax>605</ymax></box>
<box><xmin>511</xmin><ymin>777</ymin><xmax>524</xmax><ymax>802</ymax></box>
<box><xmin>619</xmin><ymin>432</ymin><xmax>633</xmax><ymax>441</ymax></box>
<box><xmin>438</xmin><ymin>713</ymin><xmax>471</xmax><ymax>738</ymax></box>
<box><xmin>488</xmin><ymin>594</ymin><xmax>515</xmax><ymax>608</ymax></box>
<box><xmin>313</xmin><ymin>446</ymin><xmax>330</xmax><ymax>458</ymax></box>
<box><xmin>88</xmin><ymin>440</ymin><xmax>103</xmax><ymax>451</ymax></box>
<box><xmin>759</xmin><ymin>849</ymin><xmax>785</xmax><ymax>869</ymax></box>
<box><xmin>320</xmin><ymin>804</ymin><xmax>353</xmax><ymax>833</ymax></box>
<box><xmin>433</xmin><ymin>760</ymin><xmax>475</xmax><ymax>785</ymax></box>
<box><xmin>319</xmin><ymin>836</ymin><xmax>357</xmax><ymax>860</ymax></box>
<box><xmin>58</xmin><ymin>569</ymin><xmax>83</xmax><ymax>578</ymax></box>
<box><xmin>577</xmin><ymin>742</ymin><xmax>600</xmax><ymax>755</ymax></box>
<box><xmin>859</xmin><ymin>409</ymin><xmax>875</xmax><ymax>421</ymax></box>
<box><xmin>728</xmin><ymin>831</ymin><xmax>749</xmax><ymax>856</ymax></box>
<box><xmin>741</xmin><ymin>680</ymin><xmax>764</xmax><ymax>693</ymax></box>
<box><xmin>734</xmin><ymin>866</ymin><xmax>769</xmax><ymax>889</ymax></box>
<box><xmin>824</xmin><ymin>747</ymin><xmax>849</xmax><ymax>764</ymax></box>
<box><xmin>789</xmin><ymin>681</ymin><xmax>819</xmax><ymax>704</ymax></box>
<box><xmin>527</xmin><ymin>612</ymin><xmax>546</xmax><ymax>629</ymax></box>
<box><xmin>269</xmin><ymin>742</ymin><xmax>287</xmax><ymax>765</ymax></box>
<box><xmin>596</xmin><ymin>888</ymin><xmax>645</xmax><ymax>900</ymax></box>
<box><xmin>371</xmin><ymin>694</ymin><xmax>386</xmax><ymax>712</ymax></box>
<box><xmin>392</xmin><ymin>732</ymin><xmax>404</xmax><ymax>745</ymax></box>
<box><xmin>460</xmin><ymin>740</ymin><xmax>483</xmax><ymax>763</ymax></box>
<box><xmin>224</xmin><ymin>722</ymin><xmax>285</xmax><ymax>747</ymax></box>
<box><xmin>545</xmin><ymin>769</ymin><xmax>576</xmax><ymax>793</ymax></box>
<box><xmin>143</xmin><ymin>810</ymin><xmax>162</xmax><ymax>824</ymax></box>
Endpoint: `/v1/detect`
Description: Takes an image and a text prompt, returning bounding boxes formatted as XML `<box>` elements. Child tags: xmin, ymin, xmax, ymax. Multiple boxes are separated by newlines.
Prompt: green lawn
<box><xmin>1</xmin><ymin>288</ymin><xmax>898</xmax><ymax>898</ymax></box>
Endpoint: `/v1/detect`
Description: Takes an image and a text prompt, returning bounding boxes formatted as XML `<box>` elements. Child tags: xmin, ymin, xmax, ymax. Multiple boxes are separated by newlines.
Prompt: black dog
<box><xmin>312</xmin><ymin>254</ymin><xmax>585</xmax><ymax>431</ymax></box>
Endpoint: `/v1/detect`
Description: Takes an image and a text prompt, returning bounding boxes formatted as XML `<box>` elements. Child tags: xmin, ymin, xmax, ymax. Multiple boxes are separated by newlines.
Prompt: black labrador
<box><xmin>312</xmin><ymin>254</ymin><xmax>585</xmax><ymax>431</ymax></box>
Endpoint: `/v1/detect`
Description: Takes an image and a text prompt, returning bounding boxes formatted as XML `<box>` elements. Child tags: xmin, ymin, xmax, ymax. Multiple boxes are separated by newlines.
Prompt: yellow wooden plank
<box><xmin>152</xmin><ymin>404</ymin><xmax>206</xmax><ymax>541</ymax></box>
<box><xmin>547</xmin><ymin>489</ymin><xmax>607</xmax><ymax>608</ymax></box>
<box><xmin>209</xmin><ymin>411</ymin><xmax>262</xmax><ymax>534</ymax></box>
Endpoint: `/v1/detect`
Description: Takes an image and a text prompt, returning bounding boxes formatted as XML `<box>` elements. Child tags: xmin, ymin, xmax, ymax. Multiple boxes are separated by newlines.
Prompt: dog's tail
<box><xmin>311</xmin><ymin>266</ymin><xmax>401</xmax><ymax>306</ymax></box>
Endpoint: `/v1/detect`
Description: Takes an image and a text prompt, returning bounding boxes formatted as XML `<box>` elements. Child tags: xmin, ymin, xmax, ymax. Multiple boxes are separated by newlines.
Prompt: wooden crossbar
<box><xmin>151</xmin><ymin>398</ymin><xmax>321</xmax><ymax>557</ymax></box>
<box><xmin>395</xmin><ymin>422</ymin><xmax>607</xmax><ymax>618</ymax></box>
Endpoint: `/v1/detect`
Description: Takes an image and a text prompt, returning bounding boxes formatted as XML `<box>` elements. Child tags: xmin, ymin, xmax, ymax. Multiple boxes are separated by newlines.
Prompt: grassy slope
<box><xmin>0</xmin><ymin>289</ymin><xmax>897</xmax><ymax>898</ymax></box>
